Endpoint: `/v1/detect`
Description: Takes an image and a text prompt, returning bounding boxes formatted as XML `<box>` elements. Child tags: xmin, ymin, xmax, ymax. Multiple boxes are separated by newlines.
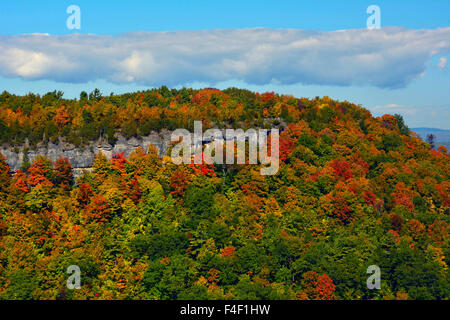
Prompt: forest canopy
<box><xmin>0</xmin><ymin>88</ymin><xmax>448</xmax><ymax>300</ymax></box>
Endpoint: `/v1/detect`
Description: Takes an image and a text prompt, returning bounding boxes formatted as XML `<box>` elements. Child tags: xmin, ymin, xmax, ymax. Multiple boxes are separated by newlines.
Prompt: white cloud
<box><xmin>0</xmin><ymin>27</ymin><xmax>449</xmax><ymax>88</ymax></box>
<box><xmin>373</xmin><ymin>104</ymin><xmax>418</xmax><ymax>115</ymax></box>
<box><xmin>438</xmin><ymin>57</ymin><xmax>448</xmax><ymax>69</ymax></box>
<box><xmin>374</xmin><ymin>104</ymin><xmax>403</xmax><ymax>109</ymax></box>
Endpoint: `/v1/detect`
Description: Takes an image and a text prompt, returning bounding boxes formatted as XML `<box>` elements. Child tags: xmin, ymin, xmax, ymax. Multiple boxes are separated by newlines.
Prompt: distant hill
<box><xmin>411</xmin><ymin>127</ymin><xmax>450</xmax><ymax>150</ymax></box>
<box><xmin>1</xmin><ymin>89</ymin><xmax>449</xmax><ymax>301</ymax></box>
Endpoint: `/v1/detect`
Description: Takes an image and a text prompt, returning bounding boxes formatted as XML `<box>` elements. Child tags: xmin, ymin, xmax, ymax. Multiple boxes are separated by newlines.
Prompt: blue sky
<box><xmin>0</xmin><ymin>0</ymin><xmax>449</xmax><ymax>128</ymax></box>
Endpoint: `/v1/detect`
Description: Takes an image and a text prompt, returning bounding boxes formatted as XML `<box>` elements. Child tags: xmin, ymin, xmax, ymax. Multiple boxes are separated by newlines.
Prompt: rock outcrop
<box><xmin>0</xmin><ymin>121</ymin><xmax>286</xmax><ymax>177</ymax></box>
<box><xmin>0</xmin><ymin>130</ymin><xmax>173</xmax><ymax>176</ymax></box>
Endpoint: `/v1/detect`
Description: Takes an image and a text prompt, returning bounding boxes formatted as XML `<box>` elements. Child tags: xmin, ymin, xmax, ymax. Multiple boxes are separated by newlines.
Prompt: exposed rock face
<box><xmin>0</xmin><ymin>122</ymin><xmax>286</xmax><ymax>177</ymax></box>
<box><xmin>0</xmin><ymin>130</ymin><xmax>173</xmax><ymax>175</ymax></box>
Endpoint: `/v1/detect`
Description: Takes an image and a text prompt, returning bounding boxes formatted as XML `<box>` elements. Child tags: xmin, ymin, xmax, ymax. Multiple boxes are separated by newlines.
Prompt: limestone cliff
<box><xmin>0</xmin><ymin>130</ymin><xmax>173</xmax><ymax>176</ymax></box>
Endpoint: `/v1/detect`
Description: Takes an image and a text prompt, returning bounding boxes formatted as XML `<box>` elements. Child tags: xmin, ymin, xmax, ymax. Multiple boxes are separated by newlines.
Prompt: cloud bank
<box><xmin>0</xmin><ymin>27</ymin><xmax>449</xmax><ymax>88</ymax></box>
<box><xmin>438</xmin><ymin>57</ymin><xmax>448</xmax><ymax>69</ymax></box>
<box><xmin>373</xmin><ymin>104</ymin><xmax>419</xmax><ymax>116</ymax></box>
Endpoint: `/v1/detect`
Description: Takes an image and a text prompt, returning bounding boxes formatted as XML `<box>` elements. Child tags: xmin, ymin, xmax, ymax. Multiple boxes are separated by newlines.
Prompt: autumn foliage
<box><xmin>298</xmin><ymin>271</ymin><xmax>336</xmax><ymax>300</ymax></box>
<box><xmin>0</xmin><ymin>89</ymin><xmax>448</xmax><ymax>300</ymax></box>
